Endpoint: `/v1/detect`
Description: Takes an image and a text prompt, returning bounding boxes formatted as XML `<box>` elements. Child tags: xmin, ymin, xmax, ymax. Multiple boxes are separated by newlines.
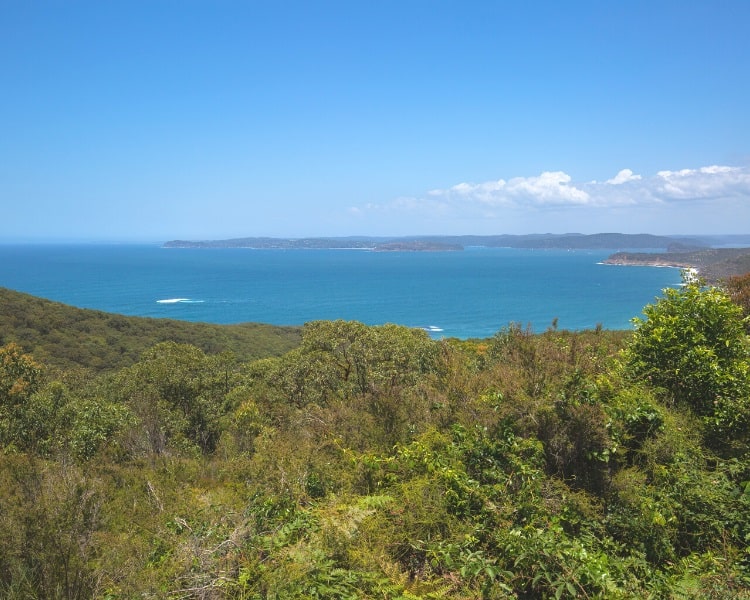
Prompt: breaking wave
<box><xmin>156</xmin><ymin>298</ymin><xmax>205</xmax><ymax>304</ymax></box>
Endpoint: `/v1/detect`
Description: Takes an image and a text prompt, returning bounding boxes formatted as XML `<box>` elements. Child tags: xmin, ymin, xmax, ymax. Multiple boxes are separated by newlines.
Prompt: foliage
<box><xmin>726</xmin><ymin>271</ymin><xmax>750</xmax><ymax>325</ymax></box>
<box><xmin>626</xmin><ymin>277</ymin><xmax>750</xmax><ymax>448</ymax></box>
<box><xmin>2</xmin><ymin>285</ymin><xmax>750</xmax><ymax>598</ymax></box>
<box><xmin>111</xmin><ymin>342</ymin><xmax>238</xmax><ymax>456</ymax></box>
<box><xmin>0</xmin><ymin>456</ymin><xmax>103</xmax><ymax>599</ymax></box>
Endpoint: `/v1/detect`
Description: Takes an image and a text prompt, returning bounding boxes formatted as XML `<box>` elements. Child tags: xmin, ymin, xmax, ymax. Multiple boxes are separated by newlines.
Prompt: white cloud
<box><xmin>411</xmin><ymin>165</ymin><xmax>750</xmax><ymax>210</ymax></box>
<box><xmin>429</xmin><ymin>171</ymin><xmax>590</xmax><ymax>207</ymax></box>
<box><xmin>606</xmin><ymin>168</ymin><xmax>642</xmax><ymax>185</ymax></box>
<box><xmin>654</xmin><ymin>165</ymin><xmax>750</xmax><ymax>200</ymax></box>
<box><xmin>347</xmin><ymin>164</ymin><xmax>750</xmax><ymax>233</ymax></box>
<box><xmin>507</xmin><ymin>171</ymin><xmax>590</xmax><ymax>204</ymax></box>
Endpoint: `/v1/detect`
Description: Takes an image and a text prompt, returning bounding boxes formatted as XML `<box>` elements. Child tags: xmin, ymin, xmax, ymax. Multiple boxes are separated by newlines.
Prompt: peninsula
<box><xmin>604</xmin><ymin>247</ymin><xmax>750</xmax><ymax>282</ymax></box>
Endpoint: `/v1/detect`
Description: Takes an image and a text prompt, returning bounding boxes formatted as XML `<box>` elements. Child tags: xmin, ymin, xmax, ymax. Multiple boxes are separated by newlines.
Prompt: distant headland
<box><xmin>603</xmin><ymin>247</ymin><xmax>750</xmax><ymax>282</ymax></box>
<box><xmin>164</xmin><ymin>237</ymin><xmax>463</xmax><ymax>252</ymax></box>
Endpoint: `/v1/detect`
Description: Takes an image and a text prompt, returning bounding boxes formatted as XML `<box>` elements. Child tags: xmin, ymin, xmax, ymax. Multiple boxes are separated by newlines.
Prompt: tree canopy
<box><xmin>627</xmin><ymin>277</ymin><xmax>750</xmax><ymax>448</ymax></box>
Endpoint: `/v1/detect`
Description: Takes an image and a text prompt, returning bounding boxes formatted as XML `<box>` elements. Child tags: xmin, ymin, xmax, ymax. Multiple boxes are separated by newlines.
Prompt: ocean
<box><xmin>0</xmin><ymin>244</ymin><xmax>683</xmax><ymax>339</ymax></box>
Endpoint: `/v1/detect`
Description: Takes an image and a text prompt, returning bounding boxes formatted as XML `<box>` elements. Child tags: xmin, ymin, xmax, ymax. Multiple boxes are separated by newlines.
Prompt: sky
<box><xmin>2</xmin><ymin>1</ymin><xmax>750</xmax><ymax>242</ymax></box>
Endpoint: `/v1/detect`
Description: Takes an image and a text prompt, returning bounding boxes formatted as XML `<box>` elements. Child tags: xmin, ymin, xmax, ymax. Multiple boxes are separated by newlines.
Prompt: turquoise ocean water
<box><xmin>0</xmin><ymin>244</ymin><xmax>683</xmax><ymax>339</ymax></box>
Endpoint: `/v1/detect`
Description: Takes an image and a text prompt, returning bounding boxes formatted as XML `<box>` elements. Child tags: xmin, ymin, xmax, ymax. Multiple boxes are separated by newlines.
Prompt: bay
<box><xmin>0</xmin><ymin>244</ymin><xmax>683</xmax><ymax>339</ymax></box>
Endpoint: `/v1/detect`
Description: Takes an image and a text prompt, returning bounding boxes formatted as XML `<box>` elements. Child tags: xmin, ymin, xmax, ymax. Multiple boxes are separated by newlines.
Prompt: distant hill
<box><xmin>0</xmin><ymin>287</ymin><xmax>301</xmax><ymax>373</ymax></box>
<box><xmin>165</xmin><ymin>237</ymin><xmax>378</xmax><ymax>249</ymax></box>
<box><xmin>164</xmin><ymin>233</ymin><xmax>706</xmax><ymax>251</ymax></box>
<box><xmin>373</xmin><ymin>240</ymin><xmax>463</xmax><ymax>252</ymax></box>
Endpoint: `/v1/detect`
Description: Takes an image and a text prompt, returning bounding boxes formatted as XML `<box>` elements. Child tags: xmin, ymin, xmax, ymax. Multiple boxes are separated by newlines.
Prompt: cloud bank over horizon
<box><xmin>347</xmin><ymin>164</ymin><xmax>750</xmax><ymax>234</ymax></box>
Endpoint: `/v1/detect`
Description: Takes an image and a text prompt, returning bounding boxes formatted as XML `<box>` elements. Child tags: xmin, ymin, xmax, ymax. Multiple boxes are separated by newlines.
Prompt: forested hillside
<box><xmin>0</xmin><ymin>287</ymin><xmax>301</xmax><ymax>372</ymax></box>
<box><xmin>1</xmin><ymin>276</ymin><xmax>750</xmax><ymax>598</ymax></box>
<box><xmin>605</xmin><ymin>247</ymin><xmax>750</xmax><ymax>283</ymax></box>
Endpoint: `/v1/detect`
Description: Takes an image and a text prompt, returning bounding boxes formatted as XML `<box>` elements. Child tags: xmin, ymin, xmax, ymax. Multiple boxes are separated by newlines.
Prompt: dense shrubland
<box><xmin>1</xmin><ymin>276</ymin><xmax>749</xmax><ymax>598</ymax></box>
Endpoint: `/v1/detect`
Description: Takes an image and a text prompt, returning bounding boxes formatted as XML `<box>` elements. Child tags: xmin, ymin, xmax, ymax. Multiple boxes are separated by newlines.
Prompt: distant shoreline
<box><xmin>163</xmin><ymin>232</ymin><xmax>715</xmax><ymax>251</ymax></box>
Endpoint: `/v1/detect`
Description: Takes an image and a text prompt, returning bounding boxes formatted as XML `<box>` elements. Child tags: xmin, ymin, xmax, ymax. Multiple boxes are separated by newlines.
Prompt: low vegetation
<box><xmin>1</xmin><ymin>275</ymin><xmax>749</xmax><ymax>598</ymax></box>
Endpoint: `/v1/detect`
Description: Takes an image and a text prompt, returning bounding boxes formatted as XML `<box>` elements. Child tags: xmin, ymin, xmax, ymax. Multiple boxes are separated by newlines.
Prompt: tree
<box><xmin>299</xmin><ymin>320</ymin><xmax>439</xmax><ymax>399</ymax></box>
<box><xmin>0</xmin><ymin>343</ymin><xmax>42</xmax><ymax>405</ymax></box>
<box><xmin>725</xmin><ymin>271</ymin><xmax>750</xmax><ymax>327</ymax></box>
<box><xmin>114</xmin><ymin>342</ymin><xmax>235</xmax><ymax>455</ymax></box>
<box><xmin>626</xmin><ymin>277</ymin><xmax>750</xmax><ymax>444</ymax></box>
<box><xmin>0</xmin><ymin>343</ymin><xmax>43</xmax><ymax>451</ymax></box>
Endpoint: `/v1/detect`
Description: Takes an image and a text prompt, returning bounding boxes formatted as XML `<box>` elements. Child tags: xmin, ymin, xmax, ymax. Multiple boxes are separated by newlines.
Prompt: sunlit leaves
<box><xmin>627</xmin><ymin>279</ymin><xmax>750</xmax><ymax>447</ymax></box>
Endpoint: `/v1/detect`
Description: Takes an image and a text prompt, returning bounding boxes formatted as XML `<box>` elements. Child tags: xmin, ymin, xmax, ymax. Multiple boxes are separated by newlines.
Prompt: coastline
<box><xmin>602</xmin><ymin>247</ymin><xmax>750</xmax><ymax>283</ymax></box>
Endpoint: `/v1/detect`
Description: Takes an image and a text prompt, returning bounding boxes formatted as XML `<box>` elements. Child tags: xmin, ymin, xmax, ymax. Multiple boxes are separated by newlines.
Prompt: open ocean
<box><xmin>0</xmin><ymin>244</ymin><xmax>683</xmax><ymax>339</ymax></box>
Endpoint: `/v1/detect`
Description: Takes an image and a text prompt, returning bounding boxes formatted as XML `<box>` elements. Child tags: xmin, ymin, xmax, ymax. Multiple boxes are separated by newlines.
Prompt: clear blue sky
<box><xmin>2</xmin><ymin>1</ymin><xmax>749</xmax><ymax>242</ymax></box>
